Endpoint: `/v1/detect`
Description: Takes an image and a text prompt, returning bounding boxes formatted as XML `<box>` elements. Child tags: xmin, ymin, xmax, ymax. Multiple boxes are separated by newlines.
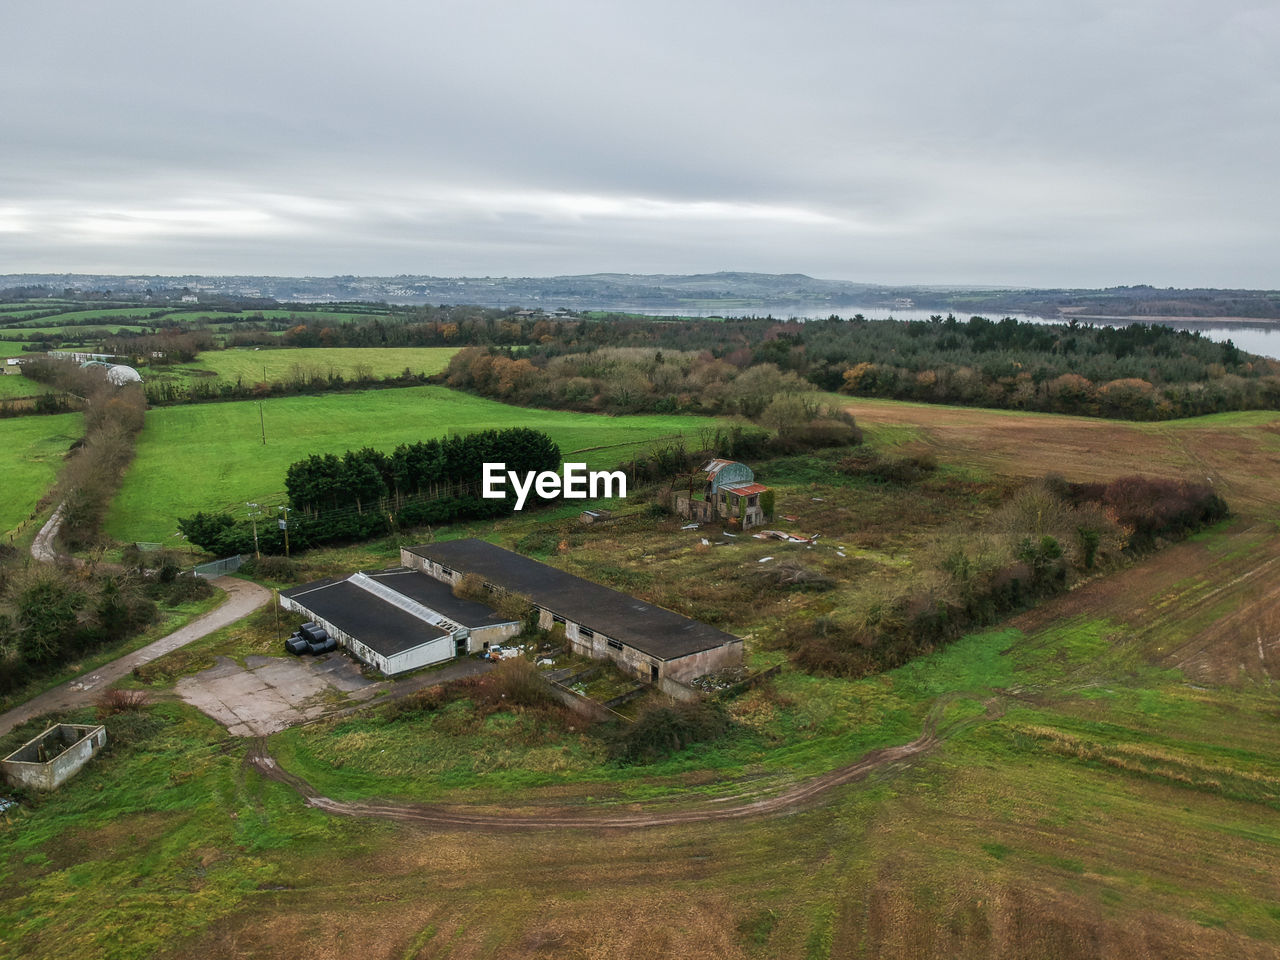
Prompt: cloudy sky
<box><xmin>3</xmin><ymin>0</ymin><xmax>1276</xmax><ymax>287</ymax></box>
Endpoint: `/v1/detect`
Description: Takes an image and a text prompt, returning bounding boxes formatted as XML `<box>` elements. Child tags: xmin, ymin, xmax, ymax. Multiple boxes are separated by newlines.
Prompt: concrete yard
<box><xmin>176</xmin><ymin>654</ymin><xmax>383</xmax><ymax>737</ymax></box>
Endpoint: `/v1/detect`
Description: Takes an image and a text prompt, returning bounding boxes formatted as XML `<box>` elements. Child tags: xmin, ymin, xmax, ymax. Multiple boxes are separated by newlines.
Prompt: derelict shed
<box><xmin>280</xmin><ymin>569</ymin><xmax>519</xmax><ymax>675</ymax></box>
<box><xmin>403</xmin><ymin>539</ymin><xmax>743</xmax><ymax>682</ymax></box>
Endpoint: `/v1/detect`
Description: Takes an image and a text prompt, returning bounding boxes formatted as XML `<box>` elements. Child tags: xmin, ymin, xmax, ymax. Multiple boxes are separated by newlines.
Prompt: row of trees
<box><xmin>20</xmin><ymin>358</ymin><xmax>148</xmax><ymax>549</ymax></box>
<box><xmin>443</xmin><ymin>346</ymin><xmax>861</xmax><ymax>448</ymax></box>
<box><xmin>178</xmin><ymin>428</ymin><xmax>562</xmax><ymax>555</ymax></box>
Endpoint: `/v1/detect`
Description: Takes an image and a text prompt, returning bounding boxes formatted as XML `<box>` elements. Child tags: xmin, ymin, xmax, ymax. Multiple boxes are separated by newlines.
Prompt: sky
<box><xmin>3</xmin><ymin>0</ymin><xmax>1277</xmax><ymax>288</ymax></box>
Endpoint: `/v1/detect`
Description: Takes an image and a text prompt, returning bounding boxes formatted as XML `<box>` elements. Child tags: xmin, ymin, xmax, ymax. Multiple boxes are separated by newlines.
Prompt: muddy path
<box><xmin>245</xmin><ymin>694</ymin><xmax>999</xmax><ymax>831</ymax></box>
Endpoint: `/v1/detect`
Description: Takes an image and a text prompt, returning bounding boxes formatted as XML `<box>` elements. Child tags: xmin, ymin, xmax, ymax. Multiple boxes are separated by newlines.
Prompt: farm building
<box><xmin>2</xmin><ymin>723</ymin><xmax>106</xmax><ymax>791</ymax></box>
<box><xmin>280</xmin><ymin>568</ymin><xmax>520</xmax><ymax>675</ymax></box>
<box><xmin>673</xmin><ymin>459</ymin><xmax>770</xmax><ymax>530</ymax></box>
<box><xmin>403</xmin><ymin>539</ymin><xmax>743</xmax><ymax>682</ymax></box>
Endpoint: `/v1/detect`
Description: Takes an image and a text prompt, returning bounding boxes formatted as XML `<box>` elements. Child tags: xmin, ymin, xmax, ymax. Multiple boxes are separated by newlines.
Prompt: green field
<box><xmin>0</xmin><ymin>373</ymin><xmax>51</xmax><ymax>399</ymax></box>
<box><xmin>106</xmin><ymin>386</ymin><xmax>717</xmax><ymax>543</ymax></box>
<box><xmin>0</xmin><ymin>412</ymin><xmax>81</xmax><ymax>533</ymax></box>
<box><xmin>149</xmin><ymin>346</ymin><xmax>459</xmax><ymax>385</ymax></box>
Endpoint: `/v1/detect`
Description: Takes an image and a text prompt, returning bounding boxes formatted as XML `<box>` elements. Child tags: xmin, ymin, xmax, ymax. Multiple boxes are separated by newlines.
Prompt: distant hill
<box><xmin>3</xmin><ymin>272</ymin><xmax>1279</xmax><ymax>319</ymax></box>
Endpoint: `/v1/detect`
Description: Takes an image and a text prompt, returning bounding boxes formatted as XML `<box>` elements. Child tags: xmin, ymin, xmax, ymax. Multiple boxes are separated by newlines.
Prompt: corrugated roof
<box><xmin>722</xmin><ymin>481</ymin><xmax>768</xmax><ymax>496</ymax></box>
<box><xmin>406</xmin><ymin>540</ymin><xmax>741</xmax><ymax>662</ymax></box>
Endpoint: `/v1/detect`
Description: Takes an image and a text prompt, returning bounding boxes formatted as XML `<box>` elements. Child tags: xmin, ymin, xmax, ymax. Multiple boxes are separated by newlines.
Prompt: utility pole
<box><xmin>278</xmin><ymin>505</ymin><xmax>290</xmax><ymax>557</ymax></box>
<box><xmin>247</xmin><ymin>502</ymin><xmax>261</xmax><ymax>559</ymax></box>
<box><xmin>258</xmin><ymin>402</ymin><xmax>266</xmax><ymax>445</ymax></box>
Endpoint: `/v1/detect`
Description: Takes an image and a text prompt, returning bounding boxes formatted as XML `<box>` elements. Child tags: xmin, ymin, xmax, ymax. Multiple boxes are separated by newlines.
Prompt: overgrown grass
<box><xmin>0</xmin><ymin>702</ymin><xmax>365</xmax><ymax>960</ymax></box>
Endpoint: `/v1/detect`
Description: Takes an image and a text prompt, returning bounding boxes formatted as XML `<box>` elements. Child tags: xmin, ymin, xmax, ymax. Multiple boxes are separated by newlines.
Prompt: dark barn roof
<box><xmin>282</xmin><ymin>578</ymin><xmax>449</xmax><ymax>659</ymax></box>
<box><xmin>362</xmin><ymin>569</ymin><xmax>513</xmax><ymax>629</ymax></box>
<box><xmin>406</xmin><ymin>539</ymin><xmax>740</xmax><ymax>662</ymax></box>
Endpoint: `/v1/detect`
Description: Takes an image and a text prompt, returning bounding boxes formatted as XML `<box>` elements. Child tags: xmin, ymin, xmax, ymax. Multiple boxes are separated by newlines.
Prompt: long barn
<box><xmin>402</xmin><ymin>539</ymin><xmax>743</xmax><ymax>682</ymax></box>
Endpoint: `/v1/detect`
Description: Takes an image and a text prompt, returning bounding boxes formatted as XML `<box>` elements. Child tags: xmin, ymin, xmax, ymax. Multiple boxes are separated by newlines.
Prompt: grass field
<box><xmin>0</xmin><ymin>412</ymin><xmax>80</xmax><ymax>534</ymax></box>
<box><xmin>143</xmin><ymin>346</ymin><xmax>458</xmax><ymax>386</ymax></box>
<box><xmin>0</xmin><ymin>374</ymin><xmax>50</xmax><ymax>399</ymax></box>
<box><xmin>106</xmin><ymin>385</ymin><xmax>718</xmax><ymax>543</ymax></box>
<box><xmin>7</xmin><ymin>400</ymin><xmax>1280</xmax><ymax>957</ymax></box>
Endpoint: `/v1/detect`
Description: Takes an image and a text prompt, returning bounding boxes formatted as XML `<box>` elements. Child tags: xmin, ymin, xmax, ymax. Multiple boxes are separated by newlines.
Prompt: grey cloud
<box><xmin>3</xmin><ymin>0</ymin><xmax>1277</xmax><ymax>286</ymax></box>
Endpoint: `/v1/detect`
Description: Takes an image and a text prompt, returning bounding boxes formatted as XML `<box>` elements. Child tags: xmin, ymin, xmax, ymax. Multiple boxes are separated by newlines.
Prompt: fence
<box><xmin>192</xmin><ymin>555</ymin><xmax>245</xmax><ymax>579</ymax></box>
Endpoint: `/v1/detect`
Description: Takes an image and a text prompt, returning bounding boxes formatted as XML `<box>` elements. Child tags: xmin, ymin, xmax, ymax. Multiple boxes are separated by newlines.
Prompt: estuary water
<box><xmin>630</xmin><ymin>304</ymin><xmax>1280</xmax><ymax>361</ymax></box>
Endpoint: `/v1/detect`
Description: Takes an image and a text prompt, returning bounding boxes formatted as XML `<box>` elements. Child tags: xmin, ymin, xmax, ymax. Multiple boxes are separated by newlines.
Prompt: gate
<box><xmin>191</xmin><ymin>555</ymin><xmax>244</xmax><ymax>579</ymax></box>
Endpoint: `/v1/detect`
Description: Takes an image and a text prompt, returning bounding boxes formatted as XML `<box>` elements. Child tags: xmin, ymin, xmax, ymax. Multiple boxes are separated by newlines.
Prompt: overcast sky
<box><xmin>3</xmin><ymin>0</ymin><xmax>1276</xmax><ymax>287</ymax></box>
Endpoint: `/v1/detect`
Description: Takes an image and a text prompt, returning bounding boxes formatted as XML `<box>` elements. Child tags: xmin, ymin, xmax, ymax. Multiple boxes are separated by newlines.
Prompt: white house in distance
<box><xmin>280</xmin><ymin>569</ymin><xmax>520</xmax><ymax>675</ymax></box>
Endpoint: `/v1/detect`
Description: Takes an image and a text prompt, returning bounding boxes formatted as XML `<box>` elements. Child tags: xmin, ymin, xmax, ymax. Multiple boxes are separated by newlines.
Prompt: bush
<box><xmin>837</xmin><ymin>450</ymin><xmax>937</xmax><ymax>483</ymax></box>
<box><xmin>610</xmin><ymin>699</ymin><xmax>732</xmax><ymax>763</ymax></box>
<box><xmin>489</xmin><ymin>657</ymin><xmax>551</xmax><ymax>707</ymax></box>
<box><xmin>95</xmin><ymin>688</ymin><xmax>148</xmax><ymax>718</ymax></box>
<box><xmin>239</xmin><ymin>555</ymin><xmax>300</xmax><ymax>582</ymax></box>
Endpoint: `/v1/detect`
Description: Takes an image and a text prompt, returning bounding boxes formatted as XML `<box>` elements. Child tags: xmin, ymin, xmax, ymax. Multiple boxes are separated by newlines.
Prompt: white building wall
<box><xmin>385</xmin><ymin>635</ymin><xmax>454</xmax><ymax>674</ymax></box>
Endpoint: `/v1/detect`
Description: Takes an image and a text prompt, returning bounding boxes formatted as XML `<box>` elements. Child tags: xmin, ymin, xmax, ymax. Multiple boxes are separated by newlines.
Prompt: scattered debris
<box><xmin>700</xmin><ymin>538</ymin><xmax>710</xmax><ymax>546</ymax></box>
<box><xmin>681</xmin><ymin>522</ymin><xmax>701</xmax><ymax>530</ymax></box>
<box><xmin>758</xmin><ymin>556</ymin><xmax>774</xmax><ymax>563</ymax></box>
<box><xmin>752</xmin><ymin>530</ymin><xmax>816</xmax><ymax>543</ymax></box>
<box><xmin>0</xmin><ymin>796</ymin><xmax>17</xmax><ymax>814</ymax></box>
<box><xmin>782</xmin><ymin>514</ymin><xmax>800</xmax><ymax>522</ymax></box>
<box><xmin>810</xmin><ymin>497</ymin><xmax>825</xmax><ymax>502</ymax></box>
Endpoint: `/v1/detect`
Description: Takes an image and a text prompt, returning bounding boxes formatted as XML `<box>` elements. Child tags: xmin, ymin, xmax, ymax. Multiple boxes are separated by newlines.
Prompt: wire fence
<box><xmin>192</xmin><ymin>555</ymin><xmax>245</xmax><ymax>579</ymax></box>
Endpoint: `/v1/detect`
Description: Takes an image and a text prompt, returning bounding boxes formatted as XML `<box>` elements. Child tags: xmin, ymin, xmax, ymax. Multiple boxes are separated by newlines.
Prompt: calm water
<box><xmin>631</xmin><ymin>304</ymin><xmax>1280</xmax><ymax>361</ymax></box>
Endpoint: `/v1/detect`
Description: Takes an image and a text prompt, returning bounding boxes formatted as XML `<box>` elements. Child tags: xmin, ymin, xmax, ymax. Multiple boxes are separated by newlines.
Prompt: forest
<box><xmin>435</xmin><ymin>313</ymin><xmax>1280</xmax><ymax>420</ymax></box>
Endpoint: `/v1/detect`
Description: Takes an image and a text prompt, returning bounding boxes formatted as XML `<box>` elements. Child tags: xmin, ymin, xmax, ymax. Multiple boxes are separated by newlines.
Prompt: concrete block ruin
<box><xmin>1</xmin><ymin>723</ymin><xmax>107</xmax><ymax>791</ymax></box>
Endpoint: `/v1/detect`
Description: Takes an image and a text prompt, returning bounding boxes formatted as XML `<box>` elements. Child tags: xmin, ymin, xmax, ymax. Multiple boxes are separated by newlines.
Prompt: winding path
<box><xmin>245</xmin><ymin>695</ymin><xmax>998</xmax><ymax>831</ymax></box>
<box><xmin>0</xmin><ymin>576</ymin><xmax>272</xmax><ymax>738</ymax></box>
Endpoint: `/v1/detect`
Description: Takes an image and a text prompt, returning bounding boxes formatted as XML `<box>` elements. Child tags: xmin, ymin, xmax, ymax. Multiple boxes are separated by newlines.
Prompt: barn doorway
<box><xmin>650</xmin><ymin>664</ymin><xmax>659</xmax><ymax>682</ymax></box>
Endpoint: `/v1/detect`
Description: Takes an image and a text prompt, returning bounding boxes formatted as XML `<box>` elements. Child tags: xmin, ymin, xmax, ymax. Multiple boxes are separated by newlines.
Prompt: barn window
<box><xmin>606</xmin><ymin>637</ymin><xmax>623</xmax><ymax>651</ymax></box>
<box><xmin>579</xmin><ymin>626</ymin><xmax>595</xmax><ymax>640</ymax></box>
<box><xmin>552</xmin><ymin>614</ymin><xmax>566</xmax><ymax>625</ymax></box>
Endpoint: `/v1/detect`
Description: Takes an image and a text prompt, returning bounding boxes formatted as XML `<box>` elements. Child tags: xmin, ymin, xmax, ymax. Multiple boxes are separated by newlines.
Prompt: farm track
<box><xmin>244</xmin><ymin>694</ymin><xmax>1000</xmax><ymax>831</ymax></box>
<box><xmin>0</xmin><ymin>576</ymin><xmax>272</xmax><ymax>738</ymax></box>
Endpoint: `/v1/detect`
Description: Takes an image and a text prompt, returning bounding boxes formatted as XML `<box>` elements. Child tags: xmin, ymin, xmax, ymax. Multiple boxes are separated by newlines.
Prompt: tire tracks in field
<box><xmin>245</xmin><ymin>693</ymin><xmax>1002</xmax><ymax>831</ymax></box>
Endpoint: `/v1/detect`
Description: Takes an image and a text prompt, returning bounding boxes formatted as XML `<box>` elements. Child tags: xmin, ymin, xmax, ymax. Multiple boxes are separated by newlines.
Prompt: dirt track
<box><xmin>0</xmin><ymin>576</ymin><xmax>272</xmax><ymax>738</ymax></box>
<box><xmin>244</xmin><ymin>696</ymin><xmax>999</xmax><ymax>830</ymax></box>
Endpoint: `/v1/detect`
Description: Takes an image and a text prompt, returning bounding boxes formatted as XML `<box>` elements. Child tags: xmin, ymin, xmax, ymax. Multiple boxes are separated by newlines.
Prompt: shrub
<box><xmin>610</xmin><ymin>699</ymin><xmax>732</xmax><ymax>763</ymax></box>
<box><xmin>489</xmin><ymin>657</ymin><xmax>551</xmax><ymax>707</ymax></box>
<box><xmin>95</xmin><ymin>688</ymin><xmax>148</xmax><ymax>718</ymax></box>
<box><xmin>239</xmin><ymin>555</ymin><xmax>300</xmax><ymax>582</ymax></box>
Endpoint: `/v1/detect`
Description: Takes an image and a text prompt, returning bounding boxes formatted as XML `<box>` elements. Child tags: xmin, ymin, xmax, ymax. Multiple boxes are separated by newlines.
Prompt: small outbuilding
<box><xmin>674</xmin><ymin>459</ymin><xmax>770</xmax><ymax>530</ymax></box>
<box><xmin>2</xmin><ymin>723</ymin><xmax>107</xmax><ymax>791</ymax></box>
